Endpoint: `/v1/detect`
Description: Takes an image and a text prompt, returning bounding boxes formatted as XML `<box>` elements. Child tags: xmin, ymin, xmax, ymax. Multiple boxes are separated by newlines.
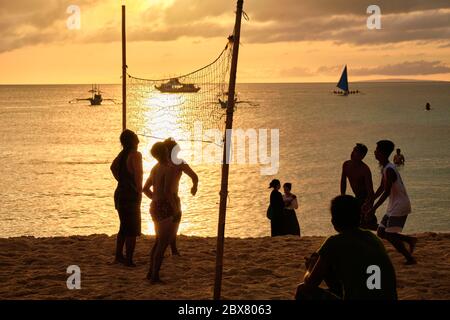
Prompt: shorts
<box><xmin>378</xmin><ymin>214</ymin><xmax>408</xmax><ymax>233</ymax></box>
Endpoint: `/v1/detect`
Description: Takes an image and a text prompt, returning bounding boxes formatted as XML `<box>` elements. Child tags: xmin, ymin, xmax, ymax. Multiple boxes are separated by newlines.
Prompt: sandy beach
<box><xmin>0</xmin><ymin>232</ymin><xmax>449</xmax><ymax>300</ymax></box>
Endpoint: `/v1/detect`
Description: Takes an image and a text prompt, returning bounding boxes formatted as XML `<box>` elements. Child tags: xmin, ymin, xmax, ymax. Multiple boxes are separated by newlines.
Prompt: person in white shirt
<box><xmin>282</xmin><ymin>183</ymin><xmax>301</xmax><ymax>236</ymax></box>
<box><xmin>365</xmin><ymin>140</ymin><xmax>417</xmax><ymax>265</ymax></box>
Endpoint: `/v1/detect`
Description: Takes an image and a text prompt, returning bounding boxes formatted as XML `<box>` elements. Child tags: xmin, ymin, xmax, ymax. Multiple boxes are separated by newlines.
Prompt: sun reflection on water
<box><xmin>136</xmin><ymin>91</ymin><xmax>195</xmax><ymax>236</ymax></box>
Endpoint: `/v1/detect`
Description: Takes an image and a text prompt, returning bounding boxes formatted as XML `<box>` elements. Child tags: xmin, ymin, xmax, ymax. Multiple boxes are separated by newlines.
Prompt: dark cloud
<box><xmin>351</xmin><ymin>60</ymin><xmax>450</xmax><ymax>76</ymax></box>
<box><xmin>282</xmin><ymin>60</ymin><xmax>450</xmax><ymax>77</ymax></box>
<box><xmin>0</xmin><ymin>0</ymin><xmax>97</xmax><ymax>52</ymax></box>
<box><xmin>1</xmin><ymin>0</ymin><xmax>450</xmax><ymax>53</ymax></box>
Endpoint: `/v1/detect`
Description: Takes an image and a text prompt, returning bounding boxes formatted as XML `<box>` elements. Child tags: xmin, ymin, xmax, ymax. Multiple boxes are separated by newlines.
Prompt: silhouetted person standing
<box><xmin>282</xmin><ymin>183</ymin><xmax>301</xmax><ymax>236</ymax></box>
<box><xmin>163</xmin><ymin>138</ymin><xmax>198</xmax><ymax>256</ymax></box>
<box><xmin>340</xmin><ymin>143</ymin><xmax>376</xmax><ymax>230</ymax></box>
<box><xmin>110</xmin><ymin>130</ymin><xmax>143</xmax><ymax>267</ymax></box>
<box><xmin>143</xmin><ymin>142</ymin><xmax>178</xmax><ymax>283</ymax></box>
<box><xmin>365</xmin><ymin>140</ymin><xmax>417</xmax><ymax>265</ymax></box>
<box><xmin>267</xmin><ymin>179</ymin><xmax>284</xmax><ymax>236</ymax></box>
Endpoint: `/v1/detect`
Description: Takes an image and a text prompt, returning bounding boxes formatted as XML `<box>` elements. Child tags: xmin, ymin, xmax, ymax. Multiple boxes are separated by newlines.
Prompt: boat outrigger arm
<box><xmin>69</xmin><ymin>84</ymin><xmax>119</xmax><ymax>105</ymax></box>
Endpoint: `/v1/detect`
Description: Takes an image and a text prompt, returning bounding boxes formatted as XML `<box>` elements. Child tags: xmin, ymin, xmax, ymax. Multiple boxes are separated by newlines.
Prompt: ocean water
<box><xmin>0</xmin><ymin>82</ymin><xmax>449</xmax><ymax>238</ymax></box>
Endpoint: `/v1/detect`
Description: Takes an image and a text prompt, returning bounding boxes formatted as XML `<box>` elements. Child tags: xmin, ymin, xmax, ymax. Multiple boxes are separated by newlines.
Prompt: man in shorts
<box><xmin>365</xmin><ymin>140</ymin><xmax>417</xmax><ymax>265</ymax></box>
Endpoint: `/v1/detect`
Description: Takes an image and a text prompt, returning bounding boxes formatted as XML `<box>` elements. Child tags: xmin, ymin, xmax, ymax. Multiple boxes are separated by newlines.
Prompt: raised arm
<box><xmin>182</xmin><ymin>163</ymin><xmax>199</xmax><ymax>196</ymax></box>
<box><xmin>340</xmin><ymin>163</ymin><xmax>347</xmax><ymax>195</ymax></box>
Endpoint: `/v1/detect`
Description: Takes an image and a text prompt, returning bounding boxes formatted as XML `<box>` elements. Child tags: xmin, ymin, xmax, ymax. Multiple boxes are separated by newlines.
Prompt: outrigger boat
<box><xmin>69</xmin><ymin>85</ymin><xmax>117</xmax><ymax>106</ymax></box>
<box><xmin>155</xmin><ymin>78</ymin><xmax>200</xmax><ymax>93</ymax></box>
<box><xmin>333</xmin><ymin>65</ymin><xmax>360</xmax><ymax>95</ymax></box>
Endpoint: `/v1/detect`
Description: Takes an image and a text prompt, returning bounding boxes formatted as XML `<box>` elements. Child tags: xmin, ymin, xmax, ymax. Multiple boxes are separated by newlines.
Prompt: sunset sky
<box><xmin>1</xmin><ymin>0</ymin><xmax>450</xmax><ymax>84</ymax></box>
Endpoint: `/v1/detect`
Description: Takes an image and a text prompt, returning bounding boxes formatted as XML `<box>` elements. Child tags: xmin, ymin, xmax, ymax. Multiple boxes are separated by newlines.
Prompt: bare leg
<box><xmin>147</xmin><ymin>237</ymin><xmax>158</xmax><ymax>279</ymax></box>
<box><xmin>147</xmin><ymin>221</ymin><xmax>160</xmax><ymax>279</ymax></box>
<box><xmin>378</xmin><ymin>229</ymin><xmax>416</xmax><ymax>264</ymax></box>
<box><xmin>170</xmin><ymin>221</ymin><xmax>180</xmax><ymax>255</ymax></box>
<box><xmin>125</xmin><ymin>236</ymin><xmax>137</xmax><ymax>267</ymax></box>
<box><xmin>150</xmin><ymin>218</ymin><xmax>176</xmax><ymax>283</ymax></box>
<box><xmin>393</xmin><ymin>233</ymin><xmax>418</xmax><ymax>254</ymax></box>
<box><xmin>114</xmin><ymin>233</ymin><xmax>126</xmax><ymax>263</ymax></box>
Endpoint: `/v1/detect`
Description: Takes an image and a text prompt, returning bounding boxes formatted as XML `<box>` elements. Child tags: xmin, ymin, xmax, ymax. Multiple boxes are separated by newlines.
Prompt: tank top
<box><xmin>114</xmin><ymin>149</ymin><xmax>140</xmax><ymax>208</ymax></box>
<box><xmin>382</xmin><ymin>163</ymin><xmax>411</xmax><ymax>217</ymax></box>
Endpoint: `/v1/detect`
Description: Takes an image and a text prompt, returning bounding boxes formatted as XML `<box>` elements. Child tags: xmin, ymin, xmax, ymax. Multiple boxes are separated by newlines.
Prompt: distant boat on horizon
<box><xmin>155</xmin><ymin>78</ymin><xmax>200</xmax><ymax>93</ymax></box>
<box><xmin>69</xmin><ymin>84</ymin><xmax>117</xmax><ymax>106</ymax></box>
<box><xmin>333</xmin><ymin>65</ymin><xmax>360</xmax><ymax>95</ymax></box>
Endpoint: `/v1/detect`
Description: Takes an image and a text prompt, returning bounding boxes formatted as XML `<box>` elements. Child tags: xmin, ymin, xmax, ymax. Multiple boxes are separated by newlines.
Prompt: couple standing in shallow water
<box><xmin>111</xmin><ymin>130</ymin><xmax>198</xmax><ymax>283</ymax></box>
<box><xmin>267</xmin><ymin>179</ymin><xmax>301</xmax><ymax>237</ymax></box>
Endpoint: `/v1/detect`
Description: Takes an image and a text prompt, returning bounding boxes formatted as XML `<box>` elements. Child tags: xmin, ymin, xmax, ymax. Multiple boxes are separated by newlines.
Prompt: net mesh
<box><xmin>126</xmin><ymin>38</ymin><xmax>233</xmax><ymax>144</ymax></box>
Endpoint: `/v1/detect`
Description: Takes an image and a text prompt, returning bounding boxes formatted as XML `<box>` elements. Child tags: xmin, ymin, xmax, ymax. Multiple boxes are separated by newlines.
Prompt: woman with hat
<box><xmin>267</xmin><ymin>179</ymin><xmax>285</xmax><ymax>236</ymax></box>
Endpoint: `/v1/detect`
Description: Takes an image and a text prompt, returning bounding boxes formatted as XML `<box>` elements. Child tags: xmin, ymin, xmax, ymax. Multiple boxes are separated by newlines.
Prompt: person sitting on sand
<box><xmin>365</xmin><ymin>140</ymin><xmax>417</xmax><ymax>265</ymax></box>
<box><xmin>110</xmin><ymin>130</ymin><xmax>143</xmax><ymax>267</ymax></box>
<box><xmin>295</xmin><ymin>195</ymin><xmax>398</xmax><ymax>300</ymax></box>
<box><xmin>143</xmin><ymin>142</ymin><xmax>178</xmax><ymax>283</ymax></box>
<box><xmin>267</xmin><ymin>179</ymin><xmax>284</xmax><ymax>237</ymax></box>
<box><xmin>282</xmin><ymin>183</ymin><xmax>301</xmax><ymax>236</ymax></box>
<box><xmin>340</xmin><ymin>143</ymin><xmax>377</xmax><ymax>230</ymax></box>
<box><xmin>163</xmin><ymin>138</ymin><xmax>198</xmax><ymax>256</ymax></box>
<box><xmin>393</xmin><ymin>148</ymin><xmax>405</xmax><ymax>166</ymax></box>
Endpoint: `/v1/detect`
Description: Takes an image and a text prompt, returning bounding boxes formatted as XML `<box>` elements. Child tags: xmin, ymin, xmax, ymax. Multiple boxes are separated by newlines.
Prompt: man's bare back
<box><xmin>342</xmin><ymin>160</ymin><xmax>373</xmax><ymax>200</ymax></box>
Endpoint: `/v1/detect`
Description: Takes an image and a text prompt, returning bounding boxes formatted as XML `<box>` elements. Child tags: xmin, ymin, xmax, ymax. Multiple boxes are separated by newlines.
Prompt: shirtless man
<box><xmin>143</xmin><ymin>142</ymin><xmax>178</xmax><ymax>283</ymax></box>
<box><xmin>340</xmin><ymin>143</ymin><xmax>376</xmax><ymax>230</ymax></box>
<box><xmin>163</xmin><ymin>138</ymin><xmax>198</xmax><ymax>256</ymax></box>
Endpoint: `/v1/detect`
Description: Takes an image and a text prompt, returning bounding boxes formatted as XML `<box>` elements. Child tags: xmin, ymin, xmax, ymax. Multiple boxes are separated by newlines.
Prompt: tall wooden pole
<box><xmin>213</xmin><ymin>0</ymin><xmax>244</xmax><ymax>300</ymax></box>
<box><xmin>121</xmin><ymin>5</ymin><xmax>127</xmax><ymax>131</ymax></box>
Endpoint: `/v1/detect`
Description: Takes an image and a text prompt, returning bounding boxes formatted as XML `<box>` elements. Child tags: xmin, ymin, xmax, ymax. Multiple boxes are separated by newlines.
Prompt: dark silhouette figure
<box><xmin>393</xmin><ymin>148</ymin><xmax>405</xmax><ymax>166</ymax></box>
<box><xmin>110</xmin><ymin>130</ymin><xmax>143</xmax><ymax>267</ymax></box>
<box><xmin>365</xmin><ymin>140</ymin><xmax>417</xmax><ymax>265</ymax></box>
<box><xmin>282</xmin><ymin>183</ymin><xmax>301</xmax><ymax>236</ymax></box>
<box><xmin>295</xmin><ymin>195</ymin><xmax>398</xmax><ymax>300</ymax></box>
<box><xmin>143</xmin><ymin>142</ymin><xmax>177</xmax><ymax>283</ymax></box>
<box><xmin>163</xmin><ymin>138</ymin><xmax>198</xmax><ymax>256</ymax></box>
<box><xmin>340</xmin><ymin>143</ymin><xmax>376</xmax><ymax>230</ymax></box>
<box><xmin>425</xmin><ymin>102</ymin><xmax>431</xmax><ymax>111</ymax></box>
<box><xmin>267</xmin><ymin>179</ymin><xmax>284</xmax><ymax>236</ymax></box>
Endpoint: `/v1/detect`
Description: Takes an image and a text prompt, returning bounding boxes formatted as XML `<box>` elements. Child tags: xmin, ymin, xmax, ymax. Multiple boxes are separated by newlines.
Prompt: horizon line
<box><xmin>1</xmin><ymin>80</ymin><xmax>449</xmax><ymax>86</ymax></box>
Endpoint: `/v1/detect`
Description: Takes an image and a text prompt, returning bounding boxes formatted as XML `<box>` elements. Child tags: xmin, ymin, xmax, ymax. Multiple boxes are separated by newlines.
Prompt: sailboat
<box><xmin>334</xmin><ymin>65</ymin><xmax>360</xmax><ymax>95</ymax></box>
